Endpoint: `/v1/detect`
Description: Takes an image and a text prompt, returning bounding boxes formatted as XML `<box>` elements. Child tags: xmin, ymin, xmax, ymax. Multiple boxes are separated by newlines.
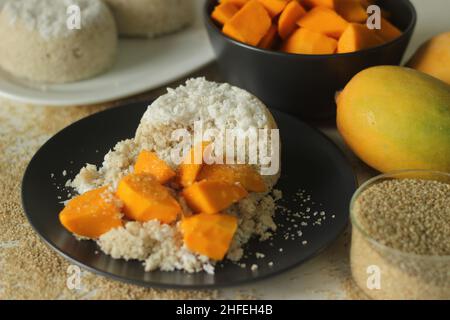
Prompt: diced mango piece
<box><xmin>59</xmin><ymin>187</ymin><xmax>122</xmax><ymax>238</ymax></box>
<box><xmin>335</xmin><ymin>0</ymin><xmax>367</xmax><ymax>22</ymax></box>
<box><xmin>182</xmin><ymin>180</ymin><xmax>248</xmax><ymax>214</ymax></box>
<box><xmin>220</xmin><ymin>0</ymin><xmax>250</xmax><ymax>8</ymax></box>
<box><xmin>181</xmin><ymin>213</ymin><xmax>238</xmax><ymax>260</ymax></box>
<box><xmin>177</xmin><ymin>141</ymin><xmax>211</xmax><ymax>188</ymax></box>
<box><xmin>375</xmin><ymin>17</ymin><xmax>402</xmax><ymax>42</ymax></box>
<box><xmin>258</xmin><ymin>0</ymin><xmax>289</xmax><ymax>17</ymax></box>
<box><xmin>134</xmin><ymin>150</ymin><xmax>176</xmax><ymax>184</ymax></box>
<box><xmin>212</xmin><ymin>2</ymin><xmax>240</xmax><ymax>25</ymax></box>
<box><xmin>297</xmin><ymin>6</ymin><xmax>349</xmax><ymax>39</ymax></box>
<box><xmin>337</xmin><ymin>23</ymin><xmax>384</xmax><ymax>53</ymax></box>
<box><xmin>223</xmin><ymin>0</ymin><xmax>272</xmax><ymax>46</ymax></box>
<box><xmin>259</xmin><ymin>24</ymin><xmax>278</xmax><ymax>49</ymax></box>
<box><xmin>278</xmin><ymin>0</ymin><xmax>306</xmax><ymax>39</ymax></box>
<box><xmin>282</xmin><ymin>28</ymin><xmax>337</xmax><ymax>54</ymax></box>
<box><xmin>198</xmin><ymin>164</ymin><xmax>267</xmax><ymax>193</ymax></box>
<box><xmin>116</xmin><ymin>174</ymin><xmax>181</xmax><ymax>223</ymax></box>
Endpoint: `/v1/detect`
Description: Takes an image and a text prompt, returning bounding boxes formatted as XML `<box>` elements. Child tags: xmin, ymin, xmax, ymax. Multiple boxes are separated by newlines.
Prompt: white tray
<box><xmin>0</xmin><ymin>0</ymin><xmax>214</xmax><ymax>107</ymax></box>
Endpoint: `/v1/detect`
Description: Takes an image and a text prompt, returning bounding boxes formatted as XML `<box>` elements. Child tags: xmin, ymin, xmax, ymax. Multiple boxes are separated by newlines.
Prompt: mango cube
<box><xmin>223</xmin><ymin>0</ymin><xmax>271</xmax><ymax>46</ymax></box>
<box><xmin>338</xmin><ymin>23</ymin><xmax>384</xmax><ymax>54</ymax></box>
<box><xmin>182</xmin><ymin>180</ymin><xmax>248</xmax><ymax>214</ymax></box>
<box><xmin>116</xmin><ymin>173</ymin><xmax>181</xmax><ymax>223</ymax></box>
<box><xmin>181</xmin><ymin>213</ymin><xmax>238</xmax><ymax>260</ymax></box>
<box><xmin>59</xmin><ymin>187</ymin><xmax>123</xmax><ymax>238</ymax></box>
<box><xmin>134</xmin><ymin>150</ymin><xmax>175</xmax><ymax>184</ymax></box>
<box><xmin>376</xmin><ymin>17</ymin><xmax>402</xmax><ymax>42</ymax></box>
<box><xmin>177</xmin><ymin>141</ymin><xmax>211</xmax><ymax>188</ymax></box>
<box><xmin>198</xmin><ymin>164</ymin><xmax>267</xmax><ymax>193</ymax></box>
<box><xmin>282</xmin><ymin>28</ymin><xmax>337</xmax><ymax>54</ymax></box>
<box><xmin>212</xmin><ymin>2</ymin><xmax>240</xmax><ymax>25</ymax></box>
<box><xmin>297</xmin><ymin>6</ymin><xmax>349</xmax><ymax>39</ymax></box>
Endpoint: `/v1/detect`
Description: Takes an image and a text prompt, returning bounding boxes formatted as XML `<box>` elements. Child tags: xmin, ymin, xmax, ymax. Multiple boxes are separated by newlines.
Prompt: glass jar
<box><xmin>350</xmin><ymin>170</ymin><xmax>450</xmax><ymax>300</ymax></box>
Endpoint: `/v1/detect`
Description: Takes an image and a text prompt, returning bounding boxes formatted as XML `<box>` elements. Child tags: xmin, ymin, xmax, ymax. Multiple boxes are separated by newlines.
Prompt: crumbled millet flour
<box><xmin>3</xmin><ymin>0</ymin><xmax>106</xmax><ymax>40</ymax></box>
<box><xmin>0</xmin><ymin>98</ymin><xmax>218</xmax><ymax>300</ymax></box>
<box><xmin>98</xmin><ymin>221</ymin><xmax>214</xmax><ymax>274</ymax></box>
<box><xmin>255</xmin><ymin>252</ymin><xmax>265</xmax><ymax>259</ymax></box>
<box><xmin>225</xmin><ymin>193</ymin><xmax>279</xmax><ymax>262</ymax></box>
<box><xmin>73</xmin><ymin>147</ymin><xmax>281</xmax><ymax>273</ymax></box>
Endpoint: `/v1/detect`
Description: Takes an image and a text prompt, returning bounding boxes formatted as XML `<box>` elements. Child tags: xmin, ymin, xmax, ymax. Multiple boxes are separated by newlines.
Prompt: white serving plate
<box><xmin>0</xmin><ymin>0</ymin><xmax>214</xmax><ymax>107</ymax></box>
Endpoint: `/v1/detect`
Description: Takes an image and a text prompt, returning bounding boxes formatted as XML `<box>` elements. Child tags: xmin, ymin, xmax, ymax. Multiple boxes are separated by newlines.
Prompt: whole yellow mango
<box><xmin>406</xmin><ymin>32</ymin><xmax>450</xmax><ymax>85</ymax></box>
<box><xmin>337</xmin><ymin>66</ymin><xmax>450</xmax><ymax>173</ymax></box>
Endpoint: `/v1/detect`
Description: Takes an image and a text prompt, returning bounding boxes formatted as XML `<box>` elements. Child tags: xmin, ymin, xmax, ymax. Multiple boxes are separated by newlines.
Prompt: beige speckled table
<box><xmin>0</xmin><ymin>0</ymin><xmax>449</xmax><ymax>300</ymax></box>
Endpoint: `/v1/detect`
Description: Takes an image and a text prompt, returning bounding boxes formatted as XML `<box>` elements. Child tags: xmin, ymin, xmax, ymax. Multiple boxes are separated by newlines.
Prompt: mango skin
<box><xmin>406</xmin><ymin>32</ymin><xmax>450</xmax><ymax>85</ymax></box>
<box><xmin>337</xmin><ymin>66</ymin><xmax>450</xmax><ymax>173</ymax></box>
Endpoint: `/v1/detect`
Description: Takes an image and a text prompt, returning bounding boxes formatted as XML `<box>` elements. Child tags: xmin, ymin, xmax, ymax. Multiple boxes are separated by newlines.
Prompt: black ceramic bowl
<box><xmin>204</xmin><ymin>0</ymin><xmax>417</xmax><ymax>120</ymax></box>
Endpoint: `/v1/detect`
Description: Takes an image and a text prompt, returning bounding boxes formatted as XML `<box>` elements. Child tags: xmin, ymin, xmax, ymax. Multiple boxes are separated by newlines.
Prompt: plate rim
<box><xmin>21</xmin><ymin>102</ymin><xmax>358</xmax><ymax>289</ymax></box>
<box><xmin>0</xmin><ymin>58</ymin><xmax>214</xmax><ymax>107</ymax></box>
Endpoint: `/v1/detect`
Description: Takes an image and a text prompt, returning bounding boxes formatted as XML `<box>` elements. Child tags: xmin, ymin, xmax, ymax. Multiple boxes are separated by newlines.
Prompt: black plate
<box><xmin>22</xmin><ymin>102</ymin><xmax>357</xmax><ymax>289</ymax></box>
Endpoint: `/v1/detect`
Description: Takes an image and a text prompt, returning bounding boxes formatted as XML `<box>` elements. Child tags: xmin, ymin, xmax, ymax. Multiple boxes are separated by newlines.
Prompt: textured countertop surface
<box><xmin>0</xmin><ymin>0</ymin><xmax>448</xmax><ymax>300</ymax></box>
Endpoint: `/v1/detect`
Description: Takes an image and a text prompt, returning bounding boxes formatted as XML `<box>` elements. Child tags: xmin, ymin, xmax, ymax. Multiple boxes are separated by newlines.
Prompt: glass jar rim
<box><xmin>350</xmin><ymin>169</ymin><xmax>450</xmax><ymax>261</ymax></box>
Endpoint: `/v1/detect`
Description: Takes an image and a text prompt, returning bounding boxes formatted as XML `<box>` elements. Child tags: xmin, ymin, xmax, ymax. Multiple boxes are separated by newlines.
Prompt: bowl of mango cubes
<box><xmin>204</xmin><ymin>0</ymin><xmax>417</xmax><ymax>119</ymax></box>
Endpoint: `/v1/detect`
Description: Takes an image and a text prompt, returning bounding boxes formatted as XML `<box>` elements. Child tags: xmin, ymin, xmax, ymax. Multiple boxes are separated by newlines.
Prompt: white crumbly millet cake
<box><xmin>0</xmin><ymin>0</ymin><xmax>117</xmax><ymax>83</ymax></box>
<box><xmin>70</xmin><ymin>78</ymin><xmax>282</xmax><ymax>274</ymax></box>
<box><xmin>103</xmin><ymin>0</ymin><xmax>194</xmax><ymax>38</ymax></box>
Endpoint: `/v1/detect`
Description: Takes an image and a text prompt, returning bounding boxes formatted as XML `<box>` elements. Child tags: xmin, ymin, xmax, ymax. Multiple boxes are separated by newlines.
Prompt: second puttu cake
<box><xmin>0</xmin><ymin>0</ymin><xmax>117</xmax><ymax>84</ymax></box>
<box><xmin>103</xmin><ymin>0</ymin><xmax>194</xmax><ymax>38</ymax></box>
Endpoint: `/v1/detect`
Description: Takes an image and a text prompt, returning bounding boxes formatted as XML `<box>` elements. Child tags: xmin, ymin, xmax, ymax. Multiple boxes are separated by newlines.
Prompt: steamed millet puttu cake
<box><xmin>69</xmin><ymin>78</ymin><xmax>282</xmax><ymax>270</ymax></box>
<box><xmin>0</xmin><ymin>0</ymin><xmax>117</xmax><ymax>84</ymax></box>
<box><xmin>103</xmin><ymin>0</ymin><xmax>194</xmax><ymax>38</ymax></box>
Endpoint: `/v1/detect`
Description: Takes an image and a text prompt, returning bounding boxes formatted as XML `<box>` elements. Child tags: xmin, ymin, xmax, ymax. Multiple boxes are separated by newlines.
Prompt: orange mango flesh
<box><xmin>182</xmin><ymin>180</ymin><xmax>248</xmax><ymax>214</ymax></box>
<box><xmin>59</xmin><ymin>187</ymin><xmax>123</xmax><ymax>238</ymax></box>
<box><xmin>214</xmin><ymin>0</ymin><xmax>401</xmax><ymax>54</ymax></box>
<box><xmin>282</xmin><ymin>28</ymin><xmax>337</xmax><ymax>54</ymax></box>
<box><xmin>335</xmin><ymin>0</ymin><xmax>367</xmax><ymax>23</ymax></box>
<box><xmin>223</xmin><ymin>0</ymin><xmax>272</xmax><ymax>46</ymax></box>
<box><xmin>197</xmin><ymin>164</ymin><xmax>267</xmax><ymax>193</ymax></box>
<box><xmin>338</xmin><ymin>23</ymin><xmax>384</xmax><ymax>53</ymax></box>
<box><xmin>259</xmin><ymin>24</ymin><xmax>278</xmax><ymax>49</ymax></box>
<box><xmin>278</xmin><ymin>0</ymin><xmax>307</xmax><ymax>39</ymax></box>
<box><xmin>375</xmin><ymin>17</ymin><xmax>402</xmax><ymax>42</ymax></box>
<box><xmin>177</xmin><ymin>141</ymin><xmax>211</xmax><ymax>188</ymax></box>
<box><xmin>212</xmin><ymin>2</ymin><xmax>240</xmax><ymax>25</ymax></box>
<box><xmin>116</xmin><ymin>173</ymin><xmax>181</xmax><ymax>223</ymax></box>
<box><xmin>258</xmin><ymin>0</ymin><xmax>289</xmax><ymax>17</ymax></box>
<box><xmin>303</xmin><ymin>0</ymin><xmax>368</xmax><ymax>11</ymax></box>
<box><xmin>297</xmin><ymin>6</ymin><xmax>349</xmax><ymax>39</ymax></box>
<box><xmin>181</xmin><ymin>213</ymin><xmax>238</xmax><ymax>260</ymax></box>
<box><xmin>134</xmin><ymin>150</ymin><xmax>176</xmax><ymax>184</ymax></box>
